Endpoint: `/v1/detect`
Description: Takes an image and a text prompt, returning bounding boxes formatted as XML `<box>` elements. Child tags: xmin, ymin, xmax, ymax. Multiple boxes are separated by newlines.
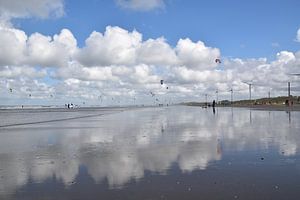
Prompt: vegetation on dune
<box><xmin>182</xmin><ymin>96</ymin><xmax>300</xmax><ymax>107</ymax></box>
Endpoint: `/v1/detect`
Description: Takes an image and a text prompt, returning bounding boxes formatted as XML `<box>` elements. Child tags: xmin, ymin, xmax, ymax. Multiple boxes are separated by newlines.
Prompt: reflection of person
<box><xmin>213</xmin><ymin>107</ymin><xmax>216</xmax><ymax>114</ymax></box>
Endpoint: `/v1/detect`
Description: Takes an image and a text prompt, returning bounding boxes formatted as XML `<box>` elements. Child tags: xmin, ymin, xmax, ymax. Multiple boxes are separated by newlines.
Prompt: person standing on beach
<box><xmin>212</xmin><ymin>100</ymin><xmax>216</xmax><ymax>114</ymax></box>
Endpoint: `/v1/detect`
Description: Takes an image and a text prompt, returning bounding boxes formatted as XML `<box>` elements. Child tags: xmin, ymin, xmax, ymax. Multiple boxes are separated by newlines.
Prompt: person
<box><xmin>285</xmin><ymin>99</ymin><xmax>289</xmax><ymax>106</ymax></box>
<box><xmin>212</xmin><ymin>100</ymin><xmax>216</xmax><ymax>108</ymax></box>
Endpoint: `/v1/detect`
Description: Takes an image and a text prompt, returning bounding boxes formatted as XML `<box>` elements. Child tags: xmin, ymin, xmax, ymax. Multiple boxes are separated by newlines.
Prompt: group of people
<box><xmin>285</xmin><ymin>99</ymin><xmax>294</xmax><ymax>106</ymax></box>
<box><xmin>65</xmin><ymin>103</ymin><xmax>74</xmax><ymax>109</ymax></box>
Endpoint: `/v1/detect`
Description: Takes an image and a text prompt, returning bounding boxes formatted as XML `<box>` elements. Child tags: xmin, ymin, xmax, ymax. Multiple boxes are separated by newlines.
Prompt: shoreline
<box><xmin>222</xmin><ymin>104</ymin><xmax>300</xmax><ymax>111</ymax></box>
<box><xmin>186</xmin><ymin>104</ymin><xmax>300</xmax><ymax>111</ymax></box>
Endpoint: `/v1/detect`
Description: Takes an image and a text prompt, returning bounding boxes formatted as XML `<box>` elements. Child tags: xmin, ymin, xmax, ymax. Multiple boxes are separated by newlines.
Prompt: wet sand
<box><xmin>1</xmin><ymin>106</ymin><xmax>300</xmax><ymax>199</ymax></box>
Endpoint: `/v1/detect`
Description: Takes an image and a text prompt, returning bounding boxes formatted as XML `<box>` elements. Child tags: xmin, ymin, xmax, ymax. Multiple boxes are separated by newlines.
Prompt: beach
<box><xmin>1</xmin><ymin>105</ymin><xmax>300</xmax><ymax>199</ymax></box>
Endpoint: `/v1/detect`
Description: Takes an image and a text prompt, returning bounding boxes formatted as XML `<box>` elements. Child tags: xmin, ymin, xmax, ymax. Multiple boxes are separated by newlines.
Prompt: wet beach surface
<box><xmin>1</xmin><ymin>106</ymin><xmax>300</xmax><ymax>200</ymax></box>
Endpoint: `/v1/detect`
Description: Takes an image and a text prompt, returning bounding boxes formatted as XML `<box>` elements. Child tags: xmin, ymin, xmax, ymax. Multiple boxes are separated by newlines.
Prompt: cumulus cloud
<box><xmin>75</xmin><ymin>26</ymin><xmax>219</xmax><ymax>70</ymax></box>
<box><xmin>116</xmin><ymin>0</ymin><xmax>165</xmax><ymax>11</ymax></box>
<box><xmin>130</xmin><ymin>64</ymin><xmax>160</xmax><ymax>84</ymax></box>
<box><xmin>55</xmin><ymin>61</ymin><xmax>118</xmax><ymax>82</ymax></box>
<box><xmin>0</xmin><ymin>0</ymin><xmax>64</xmax><ymax>21</ymax></box>
<box><xmin>0</xmin><ymin>26</ymin><xmax>27</xmax><ymax>66</ymax></box>
<box><xmin>26</xmin><ymin>29</ymin><xmax>77</xmax><ymax>67</ymax></box>
<box><xmin>0</xmin><ymin>26</ymin><xmax>77</xmax><ymax>68</ymax></box>
<box><xmin>176</xmin><ymin>38</ymin><xmax>220</xmax><ymax>70</ymax></box>
<box><xmin>0</xmin><ymin>66</ymin><xmax>47</xmax><ymax>79</ymax></box>
<box><xmin>172</xmin><ymin>67</ymin><xmax>226</xmax><ymax>84</ymax></box>
<box><xmin>275</xmin><ymin>51</ymin><xmax>295</xmax><ymax>64</ymax></box>
<box><xmin>1</xmin><ymin>23</ymin><xmax>300</xmax><ymax>105</ymax></box>
<box><xmin>76</xmin><ymin>26</ymin><xmax>141</xmax><ymax>66</ymax></box>
<box><xmin>137</xmin><ymin>37</ymin><xmax>177</xmax><ymax>66</ymax></box>
<box><xmin>296</xmin><ymin>28</ymin><xmax>300</xmax><ymax>42</ymax></box>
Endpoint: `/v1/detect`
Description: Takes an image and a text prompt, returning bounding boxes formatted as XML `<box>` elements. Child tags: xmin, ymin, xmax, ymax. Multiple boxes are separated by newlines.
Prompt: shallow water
<box><xmin>0</xmin><ymin>106</ymin><xmax>300</xmax><ymax>199</ymax></box>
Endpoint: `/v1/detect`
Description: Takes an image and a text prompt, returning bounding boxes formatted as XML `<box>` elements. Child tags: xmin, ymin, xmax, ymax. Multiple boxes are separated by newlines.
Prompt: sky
<box><xmin>1</xmin><ymin>0</ymin><xmax>300</xmax><ymax>106</ymax></box>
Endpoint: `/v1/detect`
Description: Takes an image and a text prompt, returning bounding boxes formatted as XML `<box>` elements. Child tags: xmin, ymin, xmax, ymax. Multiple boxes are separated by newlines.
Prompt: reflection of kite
<box><xmin>98</xmin><ymin>95</ymin><xmax>103</xmax><ymax>103</ymax></box>
<box><xmin>26</xmin><ymin>88</ymin><xmax>32</xmax><ymax>97</ymax></box>
<box><xmin>217</xmin><ymin>139</ymin><xmax>222</xmax><ymax>156</ymax></box>
<box><xmin>215</xmin><ymin>58</ymin><xmax>221</xmax><ymax>63</ymax></box>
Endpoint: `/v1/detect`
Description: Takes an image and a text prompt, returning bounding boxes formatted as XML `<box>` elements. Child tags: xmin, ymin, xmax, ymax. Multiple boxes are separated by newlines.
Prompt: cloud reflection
<box><xmin>0</xmin><ymin>106</ymin><xmax>300</xmax><ymax>197</ymax></box>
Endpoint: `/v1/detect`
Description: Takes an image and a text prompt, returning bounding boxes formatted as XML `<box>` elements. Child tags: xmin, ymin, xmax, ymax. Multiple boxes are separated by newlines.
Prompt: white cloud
<box><xmin>54</xmin><ymin>61</ymin><xmax>117</xmax><ymax>81</ymax></box>
<box><xmin>76</xmin><ymin>26</ymin><xmax>141</xmax><ymax>66</ymax></box>
<box><xmin>75</xmin><ymin>26</ymin><xmax>220</xmax><ymax>70</ymax></box>
<box><xmin>176</xmin><ymin>38</ymin><xmax>220</xmax><ymax>70</ymax></box>
<box><xmin>0</xmin><ymin>26</ymin><xmax>27</xmax><ymax>66</ymax></box>
<box><xmin>0</xmin><ymin>66</ymin><xmax>47</xmax><ymax>79</ymax></box>
<box><xmin>275</xmin><ymin>51</ymin><xmax>295</xmax><ymax>64</ymax></box>
<box><xmin>1</xmin><ymin>24</ymin><xmax>300</xmax><ymax>105</ymax></box>
<box><xmin>271</xmin><ymin>42</ymin><xmax>280</xmax><ymax>47</ymax></box>
<box><xmin>137</xmin><ymin>37</ymin><xmax>177</xmax><ymax>66</ymax></box>
<box><xmin>27</xmin><ymin>29</ymin><xmax>77</xmax><ymax>67</ymax></box>
<box><xmin>130</xmin><ymin>64</ymin><xmax>159</xmax><ymax>84</ymax></box>
<box><xmin>53</xmin><ymin>29</ymin><xmax>78</xmax><ymax>55</ymax></box>
<box><xmin>172</xmin><ymin>67</ymin><xmax>224</xmax><ymax>84</ymax></box>
<box><xmin>0</xmin><ymin>26</ymin><xmax>77</xmax><ymax>68</ymax></box>
<box><xmin>116</xmin><ymin>0</ymin><xmax>165</xmax><ymax>11</ymax></box>
<box><xmin>26</xmin><ymin>33</ymin><xmax>66</xmax><ymax>67</ymax></box>
<box><xmin>296</xmin><ymin>28</ymin><xmax>300</xmax><ymax>42</ymax></box>
<box><xmin>0</xmin><ymin>0</ymin><xmax>64</xmax><ymax>21</ymax></box>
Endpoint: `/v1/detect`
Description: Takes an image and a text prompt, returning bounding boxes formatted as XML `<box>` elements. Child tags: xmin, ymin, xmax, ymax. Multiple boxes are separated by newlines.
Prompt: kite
<box><xmin>150</xmin><ymin>91</ymin><xmax>155</xmax><ymax>97</ymax></box>
<box><xmin>215</xmin><ymin>58</ymin><xmax>221</xmax><ymax>63</ymax></box>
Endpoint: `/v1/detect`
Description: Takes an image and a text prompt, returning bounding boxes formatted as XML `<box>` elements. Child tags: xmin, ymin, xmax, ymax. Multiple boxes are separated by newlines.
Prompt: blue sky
<box><xmin>14</xmin><ymin>0</ymin><xmax>300</xmax><ymax>59</ymax></box>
